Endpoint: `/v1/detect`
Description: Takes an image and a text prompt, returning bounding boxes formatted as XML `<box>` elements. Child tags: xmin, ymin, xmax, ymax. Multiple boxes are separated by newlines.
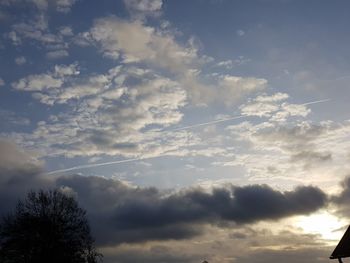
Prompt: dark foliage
<box><xmin>0</xmin><ymin>189</ymin><xmax>102</xmax><ymax>263</ymax></box>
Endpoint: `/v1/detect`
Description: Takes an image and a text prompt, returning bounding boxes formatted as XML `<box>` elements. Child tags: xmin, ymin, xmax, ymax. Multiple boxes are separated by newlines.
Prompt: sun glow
<box><xmin>295</xmin><ymin>212</ymin><xmax>347</xmax><ymax>241</ymax></box>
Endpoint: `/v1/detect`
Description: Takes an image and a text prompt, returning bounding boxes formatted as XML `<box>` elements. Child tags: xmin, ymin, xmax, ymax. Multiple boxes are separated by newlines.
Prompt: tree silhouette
<box><xmin>0</xmin><ymin>189</ymin><xmax>102</xmax><ymax>263</ymax></box>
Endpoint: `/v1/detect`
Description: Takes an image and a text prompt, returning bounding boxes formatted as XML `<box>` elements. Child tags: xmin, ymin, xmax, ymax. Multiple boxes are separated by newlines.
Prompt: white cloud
<box><xmin>124</xmin><ymin>0</ymin><xmax>162</xmax><ymax>12</ymax></box>
<box><xmin>240</xmin><ymin>93</ymin><xmax>309</xmax><ymax>121</ymax></box>
<box><xmin>10</xmin><ymin>65</ymin><xmax>194</xmax><ymax>158</ymax></box>
<box><xmin>54</xmin><ymin>63</ymin><xmax>80</xmax><ymax>77</ymax></box>
<box><xmin>222</xmin><ymin>116</ymin><xmax>350</xmax><ymax>188</ymax></box>
<box><xmin>12</xmin><ymin>74</ymin><xmax>63</xmax><ymax>91</ymax></box>
<box><xmin>11</xmin><ymin>63</ymin><xmax>78</xmax><ymax>91</ymax></box>
<box><xmin>123</xmin><ymin>0</ymin><xmax>163</xmax><ymax>18</ymax></box>
<box><xmin>11</xmin><ymin>15</ymin><xmax>59</xmax><ymax>45</ymax></box>
<box><xmin>15</xmin><ymin>56</ymin><xmax>26</xmax><ymax>65</ymax></box>
<box><xmin>237</xmin><ymin>29</ymin><xmax>245</xmax><ymax>36</ymax></box>
<box><xmin>9</xmin><ymin>14</ymin><xmax>71</xmax><ymax>59</ymax></box>
<box><xmin>90</xmin><ymin>17</ymin><xmax>198</xmax><ymax>73</ymax></box>
<box><xmin>240</xmin><ymin>101</ymin><xmax>280</xmax><ymax>117</ymax></box>
<box><xmin>59</xmin><ymin>26</ymin><xmax>73</xmax><ymax>36</ymax></box>
<box><xmin>216</xmin><ymin>60</ymin><xmax>233</xmax><ymax>69</ymax></box>
<box><xmin>1</xmin><ymin>0</ymin><xmax>78</xmax><ymax>12</ymax></box>
<box><xmin>218</xmin><ymin>75</ymin><xmax>267</xmax><ymax>105</ymax></box>
<box><xmin>255</xmin><ymin>92</ymin><xmax>289</xmax><ymax>102</ymax></box>
<box><xmin>56</xmin><ymin>0</ymin><xmax>78</xmax><ymax>13</ymax></box>
<box><xmin>270</xmin><ymin>103</ymin><xmax>310</xmax><ymax>122</ymax></box>
<box><xmin>215</xmin><ymin>56</ymin><xmax>251</xmax><ymax>69</ymax></box>
<box><xmin>0</xmin><ymin>78</ymin><xmax>4</xmax><ymax>86</ymax></box>
<box><xmin>0</xmin><ymin>110</ymin><xmax>30</xmax><ymax>126</ymax></box>
<box><xmin>81</xmin><ymin>16</ymin><xmax>264</xmax><ymax>107</ymax></box>
<box><xmin>46</xmin><ymin>49</ymin><xmax>69</xmax><ymax>59</ymax></box>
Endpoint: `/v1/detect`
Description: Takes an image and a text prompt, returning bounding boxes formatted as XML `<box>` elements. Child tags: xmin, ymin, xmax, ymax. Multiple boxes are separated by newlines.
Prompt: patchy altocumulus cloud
<box><xmin>12</xmin><ymin>63</ymin><xmax>79</xmax><ymax>91</ymax></box>
<box><xmin>89</xmin><ymin>16</ymin><xmax>197</xmax><ymax>72</ymax></box>
<box><xmin>1</xmin><ymin>0</ymin><xmax>78</xmax><ymax>13</ymax></box>
<box><xmin>10</xmin><ymin>64</ymin><xmax>193</xmax><ymax>158</ymax></box>
<box><xmin>123</xmin><ymin>0</ymin><xmax>163</xmax><ymax>19</ymax></box>
<box><xmin>221</xmin><ymin>105</ymin><xmax>350</xmax><ymax>185</ymax></box>
<box><xmin>240</xmin><ymin>93</ymin><xmax>310</xmax><ymax>121</ymax></box>
<box><xmin>0</xmin><ymin>110</ymin><xmax>30</xmax><ymax>127</ymax></box>
<box><xmin>46</xmin><ymin>49</ymin><xmax>69</xmax><ymax>59</ymax></box>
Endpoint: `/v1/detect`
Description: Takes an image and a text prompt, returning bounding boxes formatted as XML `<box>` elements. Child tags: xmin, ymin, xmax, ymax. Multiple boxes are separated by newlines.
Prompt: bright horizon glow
<box><xmin>295</xmin><ymin>211</ymin><xmax>347</xmax><ymax>241</ymax></box>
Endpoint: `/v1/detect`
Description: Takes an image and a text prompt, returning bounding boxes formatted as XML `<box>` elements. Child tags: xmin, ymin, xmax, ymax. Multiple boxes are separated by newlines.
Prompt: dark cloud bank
<box><xmin>0</xmin><ymin>140</ymin><xmax>331</xmax><ymax>248</ymax></box>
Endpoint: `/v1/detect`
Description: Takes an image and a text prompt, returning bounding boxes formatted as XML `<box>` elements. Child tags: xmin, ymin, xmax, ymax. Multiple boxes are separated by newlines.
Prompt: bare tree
<box><xmin>0</xmin><ymin>189</ymin><xmax>102</xmax><ymax>263</ymax></box>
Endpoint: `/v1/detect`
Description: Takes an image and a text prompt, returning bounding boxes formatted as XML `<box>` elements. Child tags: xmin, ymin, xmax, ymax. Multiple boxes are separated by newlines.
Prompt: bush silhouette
<box><xmin>0</xmin><ymin>189</ymin><xmax>101</xmax><ymax>263</ymax></box>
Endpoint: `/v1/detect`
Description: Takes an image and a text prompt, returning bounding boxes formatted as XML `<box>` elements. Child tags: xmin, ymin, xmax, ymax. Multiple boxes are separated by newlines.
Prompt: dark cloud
<box><xmin>102</xmin><ymin>245</ymin><xmax>196</xmax><ymax>263</ymax></box>
<box><xmin>55</xmin><ymin>175</ymin><xmax>327</xmax><ymax>245</ymax></box>
<box><xmin>331</xmin><ymin>177</ymin><xmax>350</xmax><ymax>217</ymax></box>
<box><xmin>234</xmin><ymin>247</ymin><xmax>331</xmax><ymax>263</ymax></box>
<box><xmin>0</xmin><ymin>140</ymin><xmax>49</xmax><ymax>213</ymax></box>
<box><xmin>0</xmin><ymin>140</ymin><xmax>328</xmax><ymax>247</ymax></box>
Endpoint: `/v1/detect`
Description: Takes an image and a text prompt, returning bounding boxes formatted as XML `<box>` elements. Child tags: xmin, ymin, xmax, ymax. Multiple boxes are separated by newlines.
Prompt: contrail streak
<box><xmin>169</xmin><ymin>115</ymin><xmax>247</xmax><ymax>131</ymax></box>
<box><xmin>301</xmin><ymin>98</ymin><xmax>331</xmax><ymax>106</ymax></box>
<box><xmin>47</xmin><ymin>115</ymin><xmax>247</xmax><ymax>174</ymax></box>
<box><xmin>46</xmin><ymin>157</ymin><xmax>147</xmax><ymax>175</ymax></box>
<box><xmin>46</xmin><ymin>98</ymin><xmax>330</xmax><ymax>174</ymax></box>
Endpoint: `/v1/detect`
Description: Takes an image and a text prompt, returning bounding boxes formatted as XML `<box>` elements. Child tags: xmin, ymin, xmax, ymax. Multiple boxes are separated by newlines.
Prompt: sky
<box><xmin>1</xmin><ymin>0</ymin><xmax>350</xmax><ymax>262</ymax></box>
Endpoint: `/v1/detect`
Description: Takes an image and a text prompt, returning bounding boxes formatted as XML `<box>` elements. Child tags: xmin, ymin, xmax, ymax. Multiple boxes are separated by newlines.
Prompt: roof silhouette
<box><xmin>331</xmin><ymin>225</ymin><xmax>350</xmax><ymax>259</ymax></box>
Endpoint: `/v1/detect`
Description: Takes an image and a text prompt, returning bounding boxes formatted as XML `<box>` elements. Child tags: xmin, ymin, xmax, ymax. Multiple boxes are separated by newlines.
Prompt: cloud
<box><xmin>58</xmin><ymin>26</ymin><xmax>73</xmax><ymax>36</ymax></box>
<box><xmin>0</xmin><ymin>110</ymin><xmax>30</xmax><ymax>127</ymax></box>
<box><xmin>1</xmin><ymin>0</ymin><xmax>78</xmax><ymax>12</ymax></box>
<box><xmin>15</xmin><ymin>56</ymin><xmax>26</xmax><ymax>65</ymax></box>
<box><xmin>223</xmin><ymin>115</ymin><xmax>350</xmax><ymax>184</ymax></box>
<box><xmin>0</xmin><ymin>141</ymin><xmax>327</xmax><ymax>246</ymax></box>
<box><xmin>0</xmin><ymin>78</ymin><xmax>4</xmax><ymax>86</ymax></box>
<box><xmin>0</xmin><ymin>136</ymin><xmax>333</xmax><ymax>261</ymax></box>
<box><xmin>216</xmin><ymin>60</ymin><xmax>233</xmax><ymax>69</ymax></box>
<box><xmin>235</xmin><ymin>247</ymin><xmax>330</xmax><ymax>263</ymax></box>
<box><xmin>123</xmin><ymin>0</ymin><xmax>163</xmax><ymax>18</ymax></box>
<box><xmin>7</xmin><ymin>13</ymin><xmax>72</xmax><ymax>57</ymax></box>
<box><xmin>240</xmin><ymin>93</ymin><xmax>310</xmax><ymax>120</ymax></box>
<box><xmin>55</xmin><ymin>0</ymin><xmax>78</xmax><ymax>13</ymax></box>
<box><xmin>215</xmin><ymin>56</ymin><xmax>251</xmax><ymax>69</ymax></box>
<box><xmin>12</xmin><ymin>74</ymin><xmax>63</xmax><ymax>91</ymax></box>
<box><xmin>100</xmin><ymin>225</ymin><xmax>330</xmax><ymax>263</ymax></box>
<box><xmin>10</xmin><ymin>64</ymin><xmax>192</xmax><ymax>158</ymax></box>
<box><xmin>217</xmin><ymin>75</ymin><xmax>267</xmax><ymax>106</ymax></box>
<box><xmin>0</xmin><ymin>140</ymin><xmax>46</xmax><ymax>213</ymax></box>
<box><xmin>290</xmin><ymin>151</ymin><xmax>332</xmax><ymax>164</ymax></box>
<box><xmin>74</xmin><ymin>15</ymin><xmax>266</xmax><ymax>107</ymax></box>
<box><xmin>124</xmin><ymin>0</ymin><xmax>162</xmax><ymax>12</ymax></box>
<box><xmin>330</xmin><ymin>177</ymin><xmax>350</xmax><ymax>218</ymax></box>
<box><xmin>89</xmin><ymin>16</ymin><xmax>198</xmax><ymax>73</ymax></box>
<box><xmin>46</xmin><ymin>49</ymin><xmax>69</xmax><ymax>59</ymax></box>
<box><xmin>11</xmin><ymin>63</ymin><xmax>79</xmax><ymax>91</ymax></box>
<box><xmin>101</xmin><ymin>245</ymin><xmax>196</xmax><ymax>263</ymax></box>
<box><xmin>237</xmin><ymin>29</ymin><xmax>245</xmax><ymax>36</ymax></box>
<box><xmin>11</xmin><ymin>15</ymin><xmax>56</xmax><ymax>44</ymax></box>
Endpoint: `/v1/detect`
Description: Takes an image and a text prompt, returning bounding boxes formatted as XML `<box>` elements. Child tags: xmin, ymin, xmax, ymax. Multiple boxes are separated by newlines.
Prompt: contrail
<box><xmin>169</xmin><ymin>115</ymin><xmax>247</xmax><ymax>131</ymax></box>
<box><xmin>47</xmin><ymin>115</ymin><xmax>247</xmax><ymax>174</ymax></box>
<box><xmin>169</xmin><ymin>98</ymin><xmax>330</xmax><ymax>132</ymax></box>
<box><xmin>46</xmin><ymin>98</ymin><xmax>330</xmax><ymax>174</ymax></box>
<box><xmin>301</xmin><ymin>98</ymin><xmax>330</xmax><ymax>106</ymax></box>
<box><xmin>46</xmin><ymin>157</ymin><xmax>147</xmax><ymax>175</ymax></box>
